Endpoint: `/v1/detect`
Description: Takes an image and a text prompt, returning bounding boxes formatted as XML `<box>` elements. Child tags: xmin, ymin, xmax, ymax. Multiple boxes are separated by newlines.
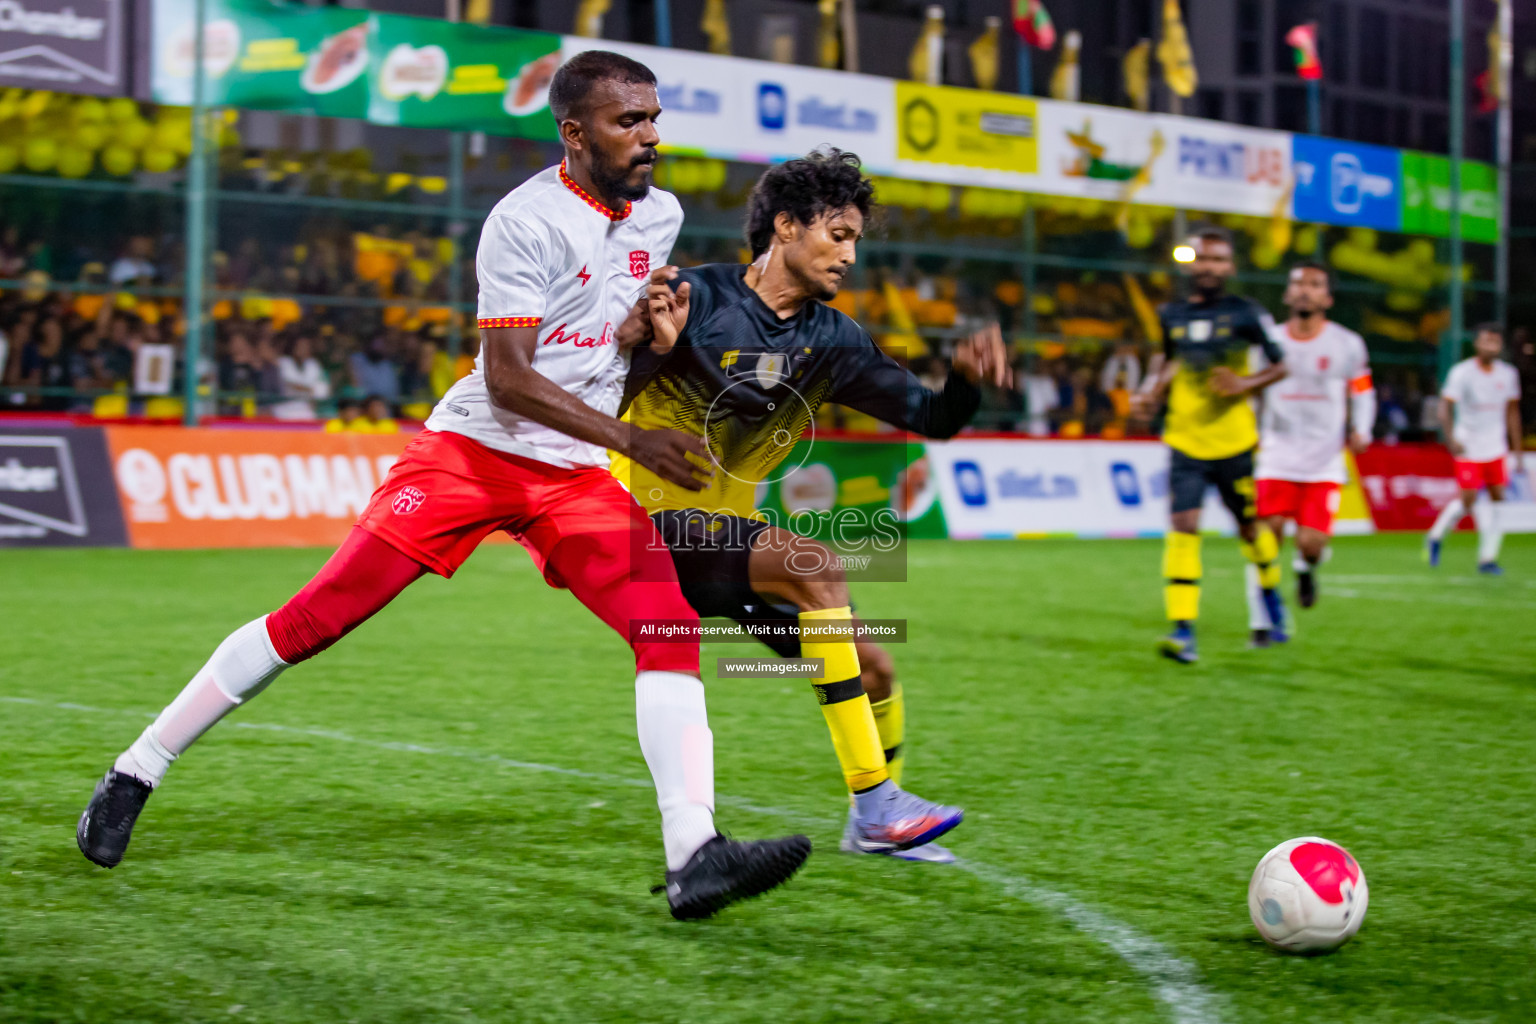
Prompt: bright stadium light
<box><xmin>1172</xmin><ymin>244</ymin><xmax>1197</xmax><ymax>264</ymax></box>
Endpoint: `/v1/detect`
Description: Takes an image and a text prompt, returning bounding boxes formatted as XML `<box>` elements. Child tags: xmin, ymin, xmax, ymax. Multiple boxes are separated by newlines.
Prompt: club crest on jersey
<box><xmin>392</xmin><ymin>486</ymin><xmax>426</xmax><ymax>515</ymax></box>
<box><xmin>629</xmin><ymin>250</ymin><xmax>650</xmax><ymax>279</ymax></box>
<box><xmin>1318</xmin><ymin>356</ymin><xmax>1331</xmax><ymax>371</ymax></box>
<box><xmin>754</xmin><ymin>353</ymin><xmax>789</xmax><ymax>389</ymax></box>
<box><xmin>1188</xmin><ymin>319</ymin><xmax>1213</xmax><ymax>342</ymax></box>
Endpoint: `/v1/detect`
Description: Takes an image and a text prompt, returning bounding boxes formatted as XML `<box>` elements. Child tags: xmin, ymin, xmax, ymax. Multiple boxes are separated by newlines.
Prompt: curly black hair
<box><xmin>744</xmin><ymin>148</ymin><xmax>876</xmax><ymax>259</ymax></box>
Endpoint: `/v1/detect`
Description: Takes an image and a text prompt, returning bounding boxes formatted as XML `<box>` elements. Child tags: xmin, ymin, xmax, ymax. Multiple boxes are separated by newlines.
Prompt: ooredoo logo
<box><xmin>392</xmin><ymin>485</ymin><xmax>425</xmax><ymax>515</ymax></box>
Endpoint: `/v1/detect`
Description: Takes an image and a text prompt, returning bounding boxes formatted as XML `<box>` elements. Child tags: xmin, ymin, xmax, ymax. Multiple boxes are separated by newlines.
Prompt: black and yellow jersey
<box><xmin>613</xmin><ymin>263</ymin><xmax>981</xmax><ymax>518</ymax></box>
<box><xmin>1158</xmin><ymin>293</ymin><xmax>1283</xmax><ymax>460</ymax></box>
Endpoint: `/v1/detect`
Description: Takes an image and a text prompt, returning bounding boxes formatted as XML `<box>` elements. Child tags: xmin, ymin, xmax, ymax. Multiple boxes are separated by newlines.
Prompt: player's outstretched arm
<box><xmin>482</xmin><ymin>325</ymin><xmax>712</xmax><ymax>490</ymax></box>
<box><xmin>829</xmin><ymin>324</ymin><xmax>998</xmax><ymax>439</ymax></box>
<box><xmin>953</xmin><ymin>323</ymin><xmax>1013</xmax><ymax>389</ymax></box>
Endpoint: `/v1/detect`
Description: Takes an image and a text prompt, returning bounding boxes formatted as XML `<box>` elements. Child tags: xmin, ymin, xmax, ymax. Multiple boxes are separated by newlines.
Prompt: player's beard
<box><xmin>1191</xmin><ymin>275</ymin><xmax>1225</xmax><ymax>299</ymax></box>
<box><xmin>591</xmin><ymin>147</ymin><xmax>656</xmax><ymax>204</ymax></box>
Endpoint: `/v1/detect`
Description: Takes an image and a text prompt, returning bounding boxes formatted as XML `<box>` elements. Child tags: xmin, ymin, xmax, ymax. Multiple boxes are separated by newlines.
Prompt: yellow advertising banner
<box><xmin>895</xmin><ymin>82</ymin><xmax>1038</xmax><ymax>173</ymax></box>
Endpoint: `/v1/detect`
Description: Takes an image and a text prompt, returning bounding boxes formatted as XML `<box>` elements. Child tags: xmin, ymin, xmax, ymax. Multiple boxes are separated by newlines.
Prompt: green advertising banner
<box><xmin>365</xmin><ymin>17</ymin><xmax>559</xmax><ymax>136</ymax></box>
<box><xmin>151</xmin><ymin>0</ymin><xmax>559</xmax><ymax>139</ymax></box>
<box><xmin>757</xmin><ymin>439</ymin><xmax>948</xmax><ymax>542</ymax></box>
<box><xmin>1400</xmin><ymin>151</ymin><xmax>1499</xmax><ymax>243</ymax></box>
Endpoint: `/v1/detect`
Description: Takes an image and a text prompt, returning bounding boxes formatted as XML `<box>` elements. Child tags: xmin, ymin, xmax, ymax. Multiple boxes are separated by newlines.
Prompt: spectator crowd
<box><xmin>0</xmin><ymin>223</ymin><xmax>477</xmax><ymax>424</ymax></box>
<box><xmin>0</xmin><ymin>218</ymin><xmax>1498</xmax><ymax>442</ymax></box>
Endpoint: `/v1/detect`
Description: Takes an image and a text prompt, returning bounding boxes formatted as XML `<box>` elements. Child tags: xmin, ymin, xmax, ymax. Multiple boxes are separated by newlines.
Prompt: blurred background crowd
<box><xmin>2</xmin><ymin>199</ymin><xmax>1518</xmax><ymax>440</ymax></box>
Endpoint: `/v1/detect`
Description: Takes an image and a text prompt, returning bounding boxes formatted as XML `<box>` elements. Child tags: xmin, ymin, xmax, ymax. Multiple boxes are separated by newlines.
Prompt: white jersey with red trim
<box><xmin>1256</xmin><ymin>320</ymin><xmax>1373</xmax><ymax>484</ymax></box>
<box><xmin>426</xmin><ymin>162</ymin><xmax>684</xmax><ymax>467</ymax></box>
<box><xmin>1442</xmin><ymin>357</ymin><xmax>1520</xmax><ymax>462</ymax></box>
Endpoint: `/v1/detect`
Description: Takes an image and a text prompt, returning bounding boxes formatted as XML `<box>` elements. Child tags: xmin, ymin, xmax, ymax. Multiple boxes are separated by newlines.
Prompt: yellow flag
<box><xmin>1486</xmin><ymin>3</ymin><xmax>1509</xmax><ymax>108</ymax></box>
<box><xmin>1049</xmin><ymin>30</ymin><xmax>1081</xmax><ymax>101</ymax></box>
<box><xmin>817</xmin><ymin>0</ymin><xmax>841</xmax><ymax>69</ymax></box>
<box><xmin>463</xmin><ymin>0</ymin><xmax>491</xmax><ymax>24</ymax></box>
<box><xmin>701</xmin><ymin>0</ymin><xmax>731</xmax><ymax>56</ymax></box>
<box><xmin>1268</xmin><ymin>181</ymin><xmax>1295</xmax><ymax>256</ymax></box>
<box><xmin>1123</xmin><ymin>38</ymin><xmax>1150</xmax><ymax>110</ymax></box>
<box><xmin>573</xmin><ymin>0</ymin><xmax>609</xmax><ymax>38</ymax></box>
<box><xmin>1156</xmin><ymin>0</ymin><xmax>1197</xmax><ymax>98</ymax></box>
<box><xmin>1123</xmin><ymin>273</ymin><xmax>1162</xmax><ymax>347</ymax></box>
<box><xmin>967</xmin><ymin>16</ymin><xmax>1001</xmax><ymax>91</ymax></box>
<box><xmin>879</xmin><ymin>279</ymin><xmax>929</xmax><ymax>359</ymax></box>
<box><xmin>908</xmin><ymin>5</ymin><xmax>945</xmax><ymax>85</ymax></box>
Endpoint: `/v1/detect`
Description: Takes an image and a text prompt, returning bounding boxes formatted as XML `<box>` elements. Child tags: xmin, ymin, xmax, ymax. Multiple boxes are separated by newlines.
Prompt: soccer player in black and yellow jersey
<box><xmin>1133</xmin><ymin>227</ymin><xmax>1289</xmax><ymax>663</ymax></box>
<box><xmin>614</xmin><ymin>148</ymin><xmax>1009</xmax><ymax>861</ymax></box>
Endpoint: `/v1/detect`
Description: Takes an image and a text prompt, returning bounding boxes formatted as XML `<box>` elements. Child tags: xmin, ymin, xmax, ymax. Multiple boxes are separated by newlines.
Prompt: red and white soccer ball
<box><xmin>1248</xmin><ymin>837</ymin><xmax>1368</xmax><ymax>953</ymax></box>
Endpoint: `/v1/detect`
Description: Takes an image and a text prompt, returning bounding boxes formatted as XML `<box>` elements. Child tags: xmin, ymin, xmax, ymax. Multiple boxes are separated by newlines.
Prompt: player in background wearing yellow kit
<box><xmin>1133</xmin><ymin>227</ymin><xmax>1288</xmax><ymax>663</ymax></box>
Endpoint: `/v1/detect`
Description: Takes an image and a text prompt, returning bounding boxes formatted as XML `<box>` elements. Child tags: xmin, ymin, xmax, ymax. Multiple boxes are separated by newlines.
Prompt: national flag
<box><xmin>1286</xmin><ymin>23</ymin><xmax>1323</xmax><ymax>81</ymax></box>
<box><xmin>1013</xmin><ymin>0</ymin><xmax>1056</xmax><ymax>51</ymax></box>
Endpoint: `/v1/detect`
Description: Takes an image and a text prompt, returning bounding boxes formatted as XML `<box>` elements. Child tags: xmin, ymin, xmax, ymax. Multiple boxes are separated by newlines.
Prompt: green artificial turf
<box><xmin>2</xmin><ymin>534</ymin><xmax>1533</xmax><ymax>1023</ymax></box>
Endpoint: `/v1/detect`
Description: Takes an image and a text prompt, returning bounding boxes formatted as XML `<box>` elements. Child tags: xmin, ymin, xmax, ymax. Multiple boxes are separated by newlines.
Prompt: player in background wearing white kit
<box><xmin>1425</xmin><ymin>324</ymin><xmax>1525</xmax><ymax>574</ymax></box>
<box><xmin>77</xmin><ymin>51</ymin><xmax>811</xmax><ymax>920</ymax></box>
<box><xmin>1247</xmin><ymin>263</ymin><xmax>1375</xmax><ymax>644</ymax></box>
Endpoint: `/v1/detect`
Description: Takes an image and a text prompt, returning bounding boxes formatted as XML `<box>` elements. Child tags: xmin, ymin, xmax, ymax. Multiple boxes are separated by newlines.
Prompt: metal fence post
<box><xmin>181</xmin><ymin>0</ymin><xmax>209</xmax><ymax>426</ymax></box>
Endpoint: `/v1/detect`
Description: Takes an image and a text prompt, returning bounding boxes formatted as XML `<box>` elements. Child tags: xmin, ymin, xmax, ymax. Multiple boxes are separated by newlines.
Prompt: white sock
<box><xmin>1476</xmin><ymin>501</ymin><xmax>1503</xmax><ymax>564</ymax></box>
<box><xmin>635</xmin><ymin>670</ymin><xmax>717</xmax><ymax>871</ymax></box>
<box><xmin>115</xmin><ymin>617</ymin><xmax>289</xmax><ymax>787</ymax></box>
<box><xmin>1292</xmin><ymin>551</ymin><xmax>1313</xmax><ymax>574</ymax></box>
<box><xmin>1429</xmin><ymin>498</ymin><xmax>1466</xmax><ymax>541</ymax></box>
<box><xmin>1245</xmin><ymin>564</ymin><xmax>1271</xmax><ymax>630</ymax></box>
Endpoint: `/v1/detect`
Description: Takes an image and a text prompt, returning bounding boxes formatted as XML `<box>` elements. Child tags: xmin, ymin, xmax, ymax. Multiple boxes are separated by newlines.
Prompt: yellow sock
<box><xmin>801</xmin><ymin>607</ymin><xmax>888</xmax><ymax>793</ymax></box>
<box><xmin>1163</xmin><ymin>531</ymin><xmax>1201</xmax><ymax>622</ymax></box>
<box><xmin>869</xmin><ymin>683</ymin><xmax>905</xmax><ymax>786</ymax></box>
<box><xmin>1241</xmin><ymin>526</ymin><xmax>1282</xmax><ymax>589</ymax></box>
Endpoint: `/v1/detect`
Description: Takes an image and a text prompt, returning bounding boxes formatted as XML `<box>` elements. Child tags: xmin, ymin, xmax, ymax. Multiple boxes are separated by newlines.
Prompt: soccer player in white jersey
<box><xmin>77</xmin><ymin>51</ymin><xmax>810</xmax><ymax>921</ymax></box>
<box><xmin>1425</xmin><ymin>323</ymin><xmax>1525</xmax><ymax>574</ymax></box>
<box><xmin>1247</xmin><ymin>262</ymin><xmax>1375</xmax><ymax>640</ymax></box>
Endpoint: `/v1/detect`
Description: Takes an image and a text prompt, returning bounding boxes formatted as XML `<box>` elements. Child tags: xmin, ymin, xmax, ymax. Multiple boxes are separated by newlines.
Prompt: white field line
<box><xmin>1324</xmin><ymin>587</ymin><xmax>1536</xmax><ymax>609</ymax></box>
<box><xmin>6</xmin><ymin>695</ymin><xmax>1224</xmax><ymax>1024</ymax></box>
<box><xmin>1325</xmin><ymin>573</ymin><xmax>1536</xmax><ymax>589</ymax></box>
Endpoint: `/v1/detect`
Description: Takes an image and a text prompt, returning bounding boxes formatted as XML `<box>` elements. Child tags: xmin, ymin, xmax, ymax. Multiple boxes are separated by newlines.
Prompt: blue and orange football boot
<box><xmin>846</xmin><ymin>783</ymin><xmax>962</xmax><ymax>854</ymax></box>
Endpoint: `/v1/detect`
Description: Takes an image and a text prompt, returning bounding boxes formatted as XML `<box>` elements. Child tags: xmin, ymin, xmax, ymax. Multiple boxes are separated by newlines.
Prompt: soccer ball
<box><xmin>1248</xmin><ymin>836</ymin><xmax>1368</xmax><ymax>954</ymax></box>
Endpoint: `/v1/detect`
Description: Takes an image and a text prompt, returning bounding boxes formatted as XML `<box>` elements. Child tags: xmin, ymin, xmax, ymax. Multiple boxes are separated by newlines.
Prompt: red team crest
<box><xmin>630</xmin><ymin>250</ymin><xmax>650</xmax><ymax>279</ymax></box>
<box><xmin>392</xmin><ymin>485</ymin><xmax>426</xmax><ymax>515</ymax></box>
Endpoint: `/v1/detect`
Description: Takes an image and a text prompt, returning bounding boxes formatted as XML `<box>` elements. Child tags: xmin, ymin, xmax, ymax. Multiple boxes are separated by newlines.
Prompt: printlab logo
<box><xmin>0</xmin><ymin>435</ymin><xmax>87</xmax><ymax>537</ymax></box>
<box><xmin>392</xmin><ymin>485</ymin><xmax>426</xmax><ymax>515</ymax></box>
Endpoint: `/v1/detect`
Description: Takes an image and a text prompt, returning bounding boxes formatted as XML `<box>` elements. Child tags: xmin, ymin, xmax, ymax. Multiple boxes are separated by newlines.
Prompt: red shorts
<box><xmin>356</xmin><ymin>430</ymin><xmax>697</xmax><ymax>673</ymax></box>
<box><xmin>1453</xmin><ymin>457</ymin><xmax>1508</xmax><ymax>491</ymax></box>
<box><xmin>1256</xmin><ymin>478</ymin><xmax>1341</xmax><ymax>535</ymax></box>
